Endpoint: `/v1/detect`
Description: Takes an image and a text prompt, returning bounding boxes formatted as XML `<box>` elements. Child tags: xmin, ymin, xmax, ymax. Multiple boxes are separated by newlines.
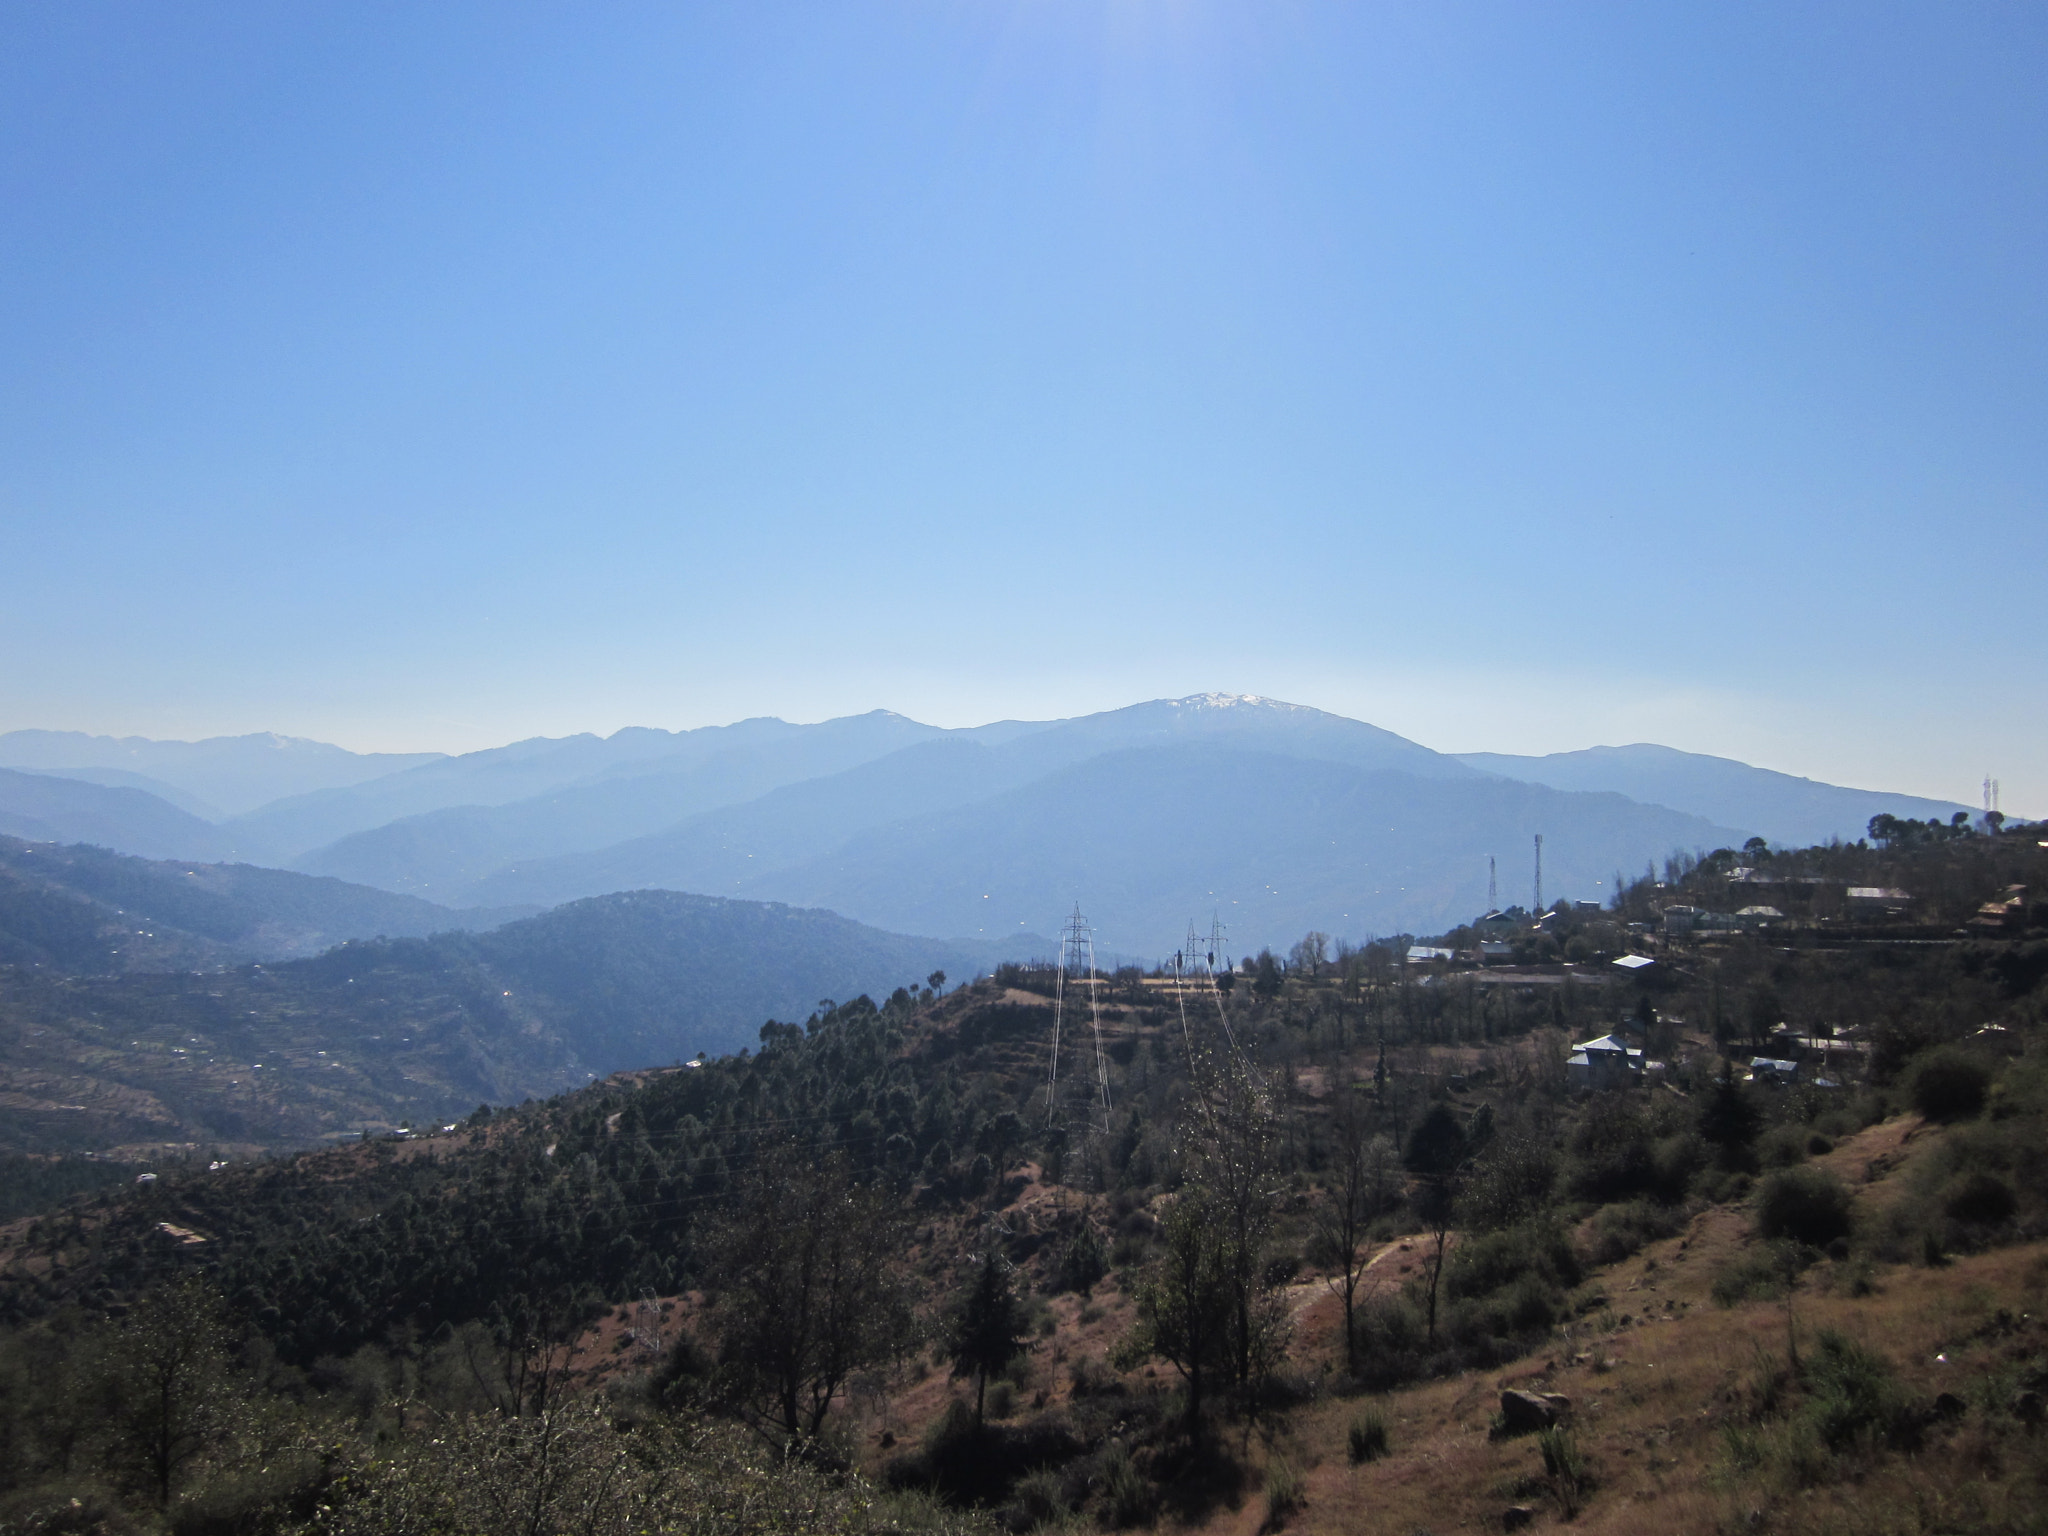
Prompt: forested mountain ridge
<box><xmin>0</xmin><ymin>884</ymin><xmax>1029</xmax><ymax>1156</ymax></box>
<box><xmin>0</xmin><ymin>836</ymin><xmax>532</xmax><ymax>973</ymax></box>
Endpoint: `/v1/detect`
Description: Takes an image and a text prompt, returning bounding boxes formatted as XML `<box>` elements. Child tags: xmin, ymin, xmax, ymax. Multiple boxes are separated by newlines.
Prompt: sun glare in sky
<box><xmin>0</xmin><ymin>3</ymin><xmax>2042</xmax><ymax>808</ymax></box>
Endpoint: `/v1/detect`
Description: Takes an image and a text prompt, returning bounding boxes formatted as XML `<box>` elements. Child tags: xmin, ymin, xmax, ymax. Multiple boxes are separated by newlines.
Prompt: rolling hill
<box><xmin>0</xmin><ymin>836</ymin><xmax>535</xmax><ymax>973</ymax></box>
<box><xmin>0</xmin><ymin>885</ymin><xmax>1032</xmax><ymax>1155</ymax></box>
<box><xmin>0</xmin><ymin>767</ymin><xmax>240</xmax><ymax>862</ymax></box>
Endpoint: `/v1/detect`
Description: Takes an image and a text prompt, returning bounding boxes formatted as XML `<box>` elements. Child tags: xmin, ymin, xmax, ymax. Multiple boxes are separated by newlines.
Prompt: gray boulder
<box><xmin>1499</xmin><ymin>1389</ymin><xmax>1559</xmax><ymax>1435</ymax></box>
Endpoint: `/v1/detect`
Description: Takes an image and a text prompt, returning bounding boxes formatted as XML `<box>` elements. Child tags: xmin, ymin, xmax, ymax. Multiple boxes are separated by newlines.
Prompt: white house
<box><xmin>1566</xmin><ymin>1033</ymin><xmax>1644</xmax><ymax>1089</ymax></box>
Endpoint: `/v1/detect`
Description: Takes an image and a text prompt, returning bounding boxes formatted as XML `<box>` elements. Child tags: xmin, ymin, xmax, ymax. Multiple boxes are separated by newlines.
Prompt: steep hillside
<box><xmin>469</xmin><ymin>744</ymin><xmax>1742</xmax><ymax>953</ymax></box>
<box><xmin>0</xmin><ymin>837</ymin><xmax>532</xmax><ymax>972</ymax></box>
<box><xmin>3</xmin><ymin>845</ymin><xmax>2043</xmax><ymax>1536</ymax></box>
<box><xmin>1458</xmin><ymin>742</ymin><xmax>1973</xmax><ymax>847</ymax></box>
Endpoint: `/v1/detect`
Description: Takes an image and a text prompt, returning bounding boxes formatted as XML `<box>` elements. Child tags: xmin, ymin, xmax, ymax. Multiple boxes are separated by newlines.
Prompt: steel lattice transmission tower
<box><xmin>1046</xmin><ymin>905</ymin><xmax>1112</xmax><ymax>1132</ymax></box>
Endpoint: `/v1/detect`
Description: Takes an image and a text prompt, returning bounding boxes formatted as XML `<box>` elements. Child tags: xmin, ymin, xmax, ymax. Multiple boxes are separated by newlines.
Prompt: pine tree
<box><xmin>947</xmin><ymin>1249</ymin><xmax>1030</xmax><ymax>1428</ymax></box>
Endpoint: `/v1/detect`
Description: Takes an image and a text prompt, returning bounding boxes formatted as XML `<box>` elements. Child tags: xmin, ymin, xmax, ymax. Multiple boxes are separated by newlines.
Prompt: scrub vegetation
<box><xmin>1</xmin><ymin>827</ymin><xmax>2045</xmax><ymax>1533</ymax></box>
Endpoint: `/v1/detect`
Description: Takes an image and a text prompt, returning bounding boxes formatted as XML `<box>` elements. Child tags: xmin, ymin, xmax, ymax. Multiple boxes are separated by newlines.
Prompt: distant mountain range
<box><xmin>0</xmin><ymin>729</ymin><xmax>443</xmax><ymax>817</ymax></box>
<box><xmin>1453</xmin><ymin>744</ymin><xmax>1971</xmax><ymax>851</ymax></box>
<box><xmin>0</xmin><ymin>695</ymin><xmax>1980</xmax><ymax>954</ymax></box>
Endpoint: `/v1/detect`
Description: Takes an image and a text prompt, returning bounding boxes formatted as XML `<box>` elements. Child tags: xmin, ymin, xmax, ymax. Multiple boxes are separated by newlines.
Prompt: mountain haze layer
<box><xmin>0</xmin><ymin>766</ymin><xmax>237</xmax><ymax>862</ymax></box>
<box><xmin>457</xmin><ymin>726</ymin><xmax>1741</xmax><ymax>953</ymax></box>
<box><xmin>0</xmin><ymin>729</ymin><xmax>442</xmax><ymax>816</ymax></box>
<box><xmin>0</xmin><ymin>697</ymin><xmax>1977</xmax><ymax>959</ymax></box>
<box><xmin>1456</xmin><ymin>744</ymin><xmax>1973</xmax><ymax>848</ymax></box>
<box><xmin>235</xmin><ymin>710</ymin><xmax>948</xmax><ymax>861</ymax></box>
<box><xmin>310</xmin><ymin>696</ymin><xmax>1481</xmax><ymax>906</ymax></box>
<box><xmin>0</xmin><ymin>836</ymin><xmax>534</xmax><ymax>972</ymax></box>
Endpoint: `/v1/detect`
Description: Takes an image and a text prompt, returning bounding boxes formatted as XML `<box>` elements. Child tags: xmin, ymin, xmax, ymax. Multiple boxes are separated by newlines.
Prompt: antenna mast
<box><xmin>1488</xmin><ymin>855</ymin><xmax>1498</xmax><ymax>909</ymax></box>
<box><xmin>1533</xmin><ymin>833</ymin><xmax>1543</xmax><ymax>914</ymax></box>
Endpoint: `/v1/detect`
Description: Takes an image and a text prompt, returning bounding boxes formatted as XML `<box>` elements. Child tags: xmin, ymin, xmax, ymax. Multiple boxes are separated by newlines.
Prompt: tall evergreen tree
<box><xmin>946</xmin><ymin>1249</ymin><xmax>1029</xmax><ymax>1428</ymax></box>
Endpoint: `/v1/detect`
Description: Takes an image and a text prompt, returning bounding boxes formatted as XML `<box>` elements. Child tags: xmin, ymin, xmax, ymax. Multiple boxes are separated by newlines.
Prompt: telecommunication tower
<box><xmin>1533</xmin><ymin>834</ymin><xmax>1544</xmax><ymax>914</ymax></box>
<box><xmin>1488</xmin><ymin>856</ymin><xmax>1498</xmax><ymax>909</ymax></box>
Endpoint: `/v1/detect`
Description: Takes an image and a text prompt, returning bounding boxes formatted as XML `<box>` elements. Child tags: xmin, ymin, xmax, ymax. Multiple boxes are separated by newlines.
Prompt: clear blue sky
<box><xmin>3</xmin><ymin>3</ymin><xmax>2043</xmax><ymax>810</ymax></box>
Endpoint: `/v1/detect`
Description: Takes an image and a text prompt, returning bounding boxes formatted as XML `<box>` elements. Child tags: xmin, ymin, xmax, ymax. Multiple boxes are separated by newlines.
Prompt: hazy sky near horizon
<box><xmin>3</xmin><ymin>3</ymin><xmax>2044</xmax><ymax>809</ymax></box>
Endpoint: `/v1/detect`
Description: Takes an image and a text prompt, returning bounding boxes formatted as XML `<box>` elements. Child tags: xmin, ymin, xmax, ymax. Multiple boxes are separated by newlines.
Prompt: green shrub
<box><xmin>1536</xmin><ymin>1426</ymin><xmax>1587</xmax><ymax>1517</ymax></box>
<box><xmin>1566</xmin><ymin>1104</ymin><xmax>1700</xmax><ymax>1204</ymax></box>
<box><xmin>1346</xmin><ymin>1292</ymin><xmax>1427</xmax><ymax>1390</ymax></box>
<box><xmin>1585</xmin><ymin>1199</ymin><xmax>1685</xmax><ymax>1266</ymax></box>
<box><xmin>1262</xmin><ymin>1460</ymin><xmax>1305</xmax><ymax>1528</ymax></box>
<box><xmin>1713</xmin><ymin>1242</ymin><xmax>1814</xmax><ymax>1307</ymax></box>
<box><xmin>1054</xmin><ymin>1224</ymin><xmax>1110</xmax><ymax>1296</ymax></box>
<box><xmin>1909</xmin><ymin>1049</ymin><xmax>1991</xmax><ymax>1122</ymax></box>
<box><xmin>301</xmin><ymin>1400</ymin><xmax>995</xmax><ymax>1536</ymax></box>
<box><xmin>1757</xmin><ymin>1123</ymin><xmax>1813</xmax><ymax>1169</ymax></box>
<box><xmin>1006</xmin><ymin>1468</ymin><xmax>1067</xmax><ymax>1531</ymax></box>
<box><xmin>1347</xmin><ymin>1409</ymin><xmax>1389</xmax><ymax>1464</ymax></box>
<box><xmin>1801</xmin><ymin>1330</ymin><xmax>1916</xmax><ymax>1452</ymax></box>
<box><xmin>1099</xmin><ymin>1444</ymin><xmax>1154</xmax><ymax>1529</ymax></box>
<box><xmin>1756</xmin><ymin>1166</ymin><xmax>1854</xmax><ymax>1247</ymax></box>
<box><xmin>1943</xmin><ymin>1170</ymin><xmax>2018</xmax><ymax>1227</ymax></box>
<box><xmin>1449</xmin><ymin>1273</ymin><xmax>1565</xmax><ymax>1344</ymax></box>
<box><xmin>1447</xmin><ymin>1220</ymin><xmax>1580</xmax><ymax>1301</ymax></box>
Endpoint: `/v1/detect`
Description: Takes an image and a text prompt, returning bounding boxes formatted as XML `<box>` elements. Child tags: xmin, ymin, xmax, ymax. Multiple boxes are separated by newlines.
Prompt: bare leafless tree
<box><xmin>1311</xmin><ymin>1080</ymin><xmax>1398</xmax><ymax>1376</ymax></box>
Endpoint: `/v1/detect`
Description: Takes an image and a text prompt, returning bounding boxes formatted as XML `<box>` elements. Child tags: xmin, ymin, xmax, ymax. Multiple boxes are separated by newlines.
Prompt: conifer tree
<box><xmin>946</xmin><ymin>1249</ymin><xmax>1030</xmax><ymax>1428</ymax></box>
